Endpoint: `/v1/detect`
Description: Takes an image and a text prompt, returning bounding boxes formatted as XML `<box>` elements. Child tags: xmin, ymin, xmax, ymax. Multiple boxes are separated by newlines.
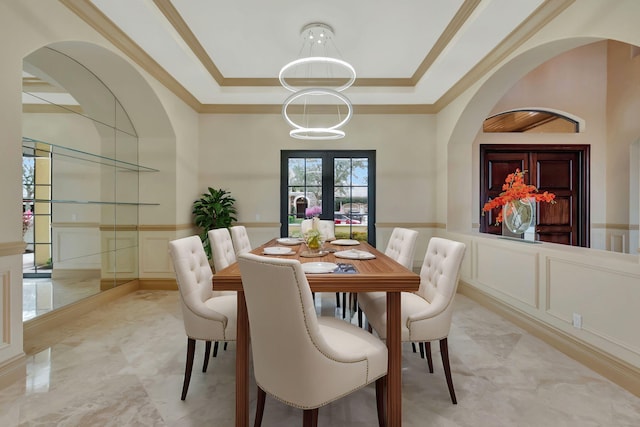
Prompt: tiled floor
<box><xmin>2</xmin><ymin>290</ymin><xmax>639</xmax><ymax>426</ymax></box>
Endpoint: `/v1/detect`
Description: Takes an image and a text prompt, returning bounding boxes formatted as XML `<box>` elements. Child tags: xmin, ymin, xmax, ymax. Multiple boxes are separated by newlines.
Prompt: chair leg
<box><xmin>203</xmin><ymin>341</ymin><xmax>211</xmax><ymax>372</ymax></box>
<box><xmin>335</xmin><ymin>292</ymin><xmax>340</xmax><ymax>308</ymax></box>
<box><xmin>254</xmin><ymin>386</ymin><xmax>266</xmax><ymax>427</ymax></box>
<box><xmin>440</xmin><ymin>338</ymin><xmax>457</xmax><ymax>404</ymax></box>
<box><xmin>419</xmin><ymin>342</ymin><xmax>425</xmax><ymax>359</ymax></box>
<box><xmin>303</xmin><ymin>408</ymin><xmax>319</xmax><ymax>427</ymax></box>
<box><xmin>357</xmin><ymin>306</ymin><xmax>363</xmax><ymax>328</ymax></box>
<box><xmin>412</xmin><ymin>342</ymin><xmax>417</xmax><ymax>353</ymax></box>
<box><xmin>224</xmin><ymin>342</ymin><xmax>228</xmax><ymax>351</ymax></box>
<box><xmin>181</xmin><ymin>337</ymin><xmax>196</xmax><ymax>400</ymax></box>
<box><xmin>426</xmin><ymin>341</ymin><xmax>434</xmax><ymax>373</ymax></box>
<box><xmin>213</xmin><ymin>341</ymin><xmax>219</xmax><ymax>357</ymax></box>
<box><xmin>342</xmin><ymin>292</ymin><xmax>347</xmax><ymax>319</ymax></box>
<box><xmin>375</xmin><ymin>376</ymin><xmax>387</xmax><ymax>427</ymax></box>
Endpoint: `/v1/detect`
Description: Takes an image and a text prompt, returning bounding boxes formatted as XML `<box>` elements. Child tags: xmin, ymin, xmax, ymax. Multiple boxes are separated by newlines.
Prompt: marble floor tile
<box><xmin>1</xmin><ymin>290</ymin><xmax>639</xmax><ymax>426</ymax></box>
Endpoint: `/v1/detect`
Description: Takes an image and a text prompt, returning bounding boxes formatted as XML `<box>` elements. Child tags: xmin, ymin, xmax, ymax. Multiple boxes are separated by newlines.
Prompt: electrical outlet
<box><xmin>572</xmin><ymin>313</ymin><xmax>582</xmax><ymax>329</ymax></box>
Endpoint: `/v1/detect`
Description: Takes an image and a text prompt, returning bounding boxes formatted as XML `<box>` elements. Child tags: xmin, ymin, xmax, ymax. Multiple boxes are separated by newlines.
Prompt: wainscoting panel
<box><xmin>546</xmin><ymin>257</ymin><xmax>640</xmax><ymax>355</ymax></box>
<box><xmin>141</xmin><ymin>236</ymin><xmax>172</xmax><ymax>273</ymax></box>
<box><xmin>475</xmin><ymin>239</ymin><xmax>539</xmax><ymax>308</ymax></box>
<box><xmin>53</xmin><ymin>227</ymin><xmax>100</xmax><ymax>270</ymax></box>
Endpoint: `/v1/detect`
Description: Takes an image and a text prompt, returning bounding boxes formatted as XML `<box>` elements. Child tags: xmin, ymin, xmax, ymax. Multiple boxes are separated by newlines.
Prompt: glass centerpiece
<box><xmin>303</xmin><ymin>216</ymin><xmax>325</xmax><ymax>254</ymax></box>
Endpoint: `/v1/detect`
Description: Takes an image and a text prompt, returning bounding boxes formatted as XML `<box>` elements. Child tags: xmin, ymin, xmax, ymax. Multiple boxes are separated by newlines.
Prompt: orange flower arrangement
<box><xmin>482</xmin><ymin>169</ymin><xmax>556</xmax><ymax>224</ymax></box>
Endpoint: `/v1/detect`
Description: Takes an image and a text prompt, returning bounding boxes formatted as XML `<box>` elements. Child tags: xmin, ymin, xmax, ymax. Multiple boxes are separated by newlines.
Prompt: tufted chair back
<box><xmin>411</xmin><ymin>237</ymin><xmax>466</xmax><ymax>340</ymax></box>
<box><xmin>237</xmin><ymin>253</ymin><xmax>388</xmax><ymax>419</ymax></box>
<box><xmin>230</xmin><ymin>225</ymin><xmax>252</xmax><ymax>255</ymax></box>
<box><xmin>384</xmin><ymin>227</ymin><xmax>419</xmax><ymax>270</ymax></box>
<box><xmin>168</xmin><ymin>235</ymin><xmax>236</xmax><ymax>400</ymax></box>
<box><xmin>168</xmin><ymin>235</ymin><xmax>232</xmax><ymax>340</ymax></box>
<box><xmin>209</xmin><ymin>228</ymin><xmax>237</xmax><ymax>272</ymax></box>
<box><xmin>300</xmin><ymin>219</ymin><xmax>336</xmax><ymax>241</ymax></box>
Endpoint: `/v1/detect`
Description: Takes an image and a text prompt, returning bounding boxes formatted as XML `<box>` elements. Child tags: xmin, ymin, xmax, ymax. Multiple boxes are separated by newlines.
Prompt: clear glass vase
<box><xmin>502</xmin><ymin>199</ymin><xmax>534</xmax><ymax>235</ymax></box>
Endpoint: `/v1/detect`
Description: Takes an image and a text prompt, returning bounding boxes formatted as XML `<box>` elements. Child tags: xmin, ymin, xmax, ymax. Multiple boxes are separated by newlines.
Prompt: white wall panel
<box><xmin>547</xmin><ymin>257</ymin><xmax>640</xmax><ymax>354</ymax></box>
<box><xmin>476</xmin><ymin>239</ymin><xmax>539</xmax><ymax>308</ymax></box>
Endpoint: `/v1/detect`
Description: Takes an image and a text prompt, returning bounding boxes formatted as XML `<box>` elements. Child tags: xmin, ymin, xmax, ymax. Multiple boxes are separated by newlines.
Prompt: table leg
<box><xmin>386</xmin><ymin>291</ymin><xmax>402</xmax><ymax>427</ymax></box>
<box><xmin>236</xmin><ymin>290</ymin><xmax>249</xmax><ymax>427</ymax></box>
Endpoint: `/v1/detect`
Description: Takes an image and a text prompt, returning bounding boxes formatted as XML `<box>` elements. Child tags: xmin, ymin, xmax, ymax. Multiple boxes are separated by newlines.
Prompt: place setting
<box><xmin>262</xmin><ymin>246</ymin><xmax>295</xmax><ymax>256</ymax></box>
<box><xmin>333</xmin><ymin>248</ymin><xmax>376</xmax><ymax>260</ymax></box>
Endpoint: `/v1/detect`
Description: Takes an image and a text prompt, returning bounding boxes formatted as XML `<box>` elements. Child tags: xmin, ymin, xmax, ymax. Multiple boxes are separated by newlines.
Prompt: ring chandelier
<box><xmin>279</xmin><ymin>23</ymin><xmax>355</xmax><ymax>140</ymax></box>
<box><xmin>282</xmin><ymin>88</ymin><xmax>353</xmax><ymax>140</ymax></box>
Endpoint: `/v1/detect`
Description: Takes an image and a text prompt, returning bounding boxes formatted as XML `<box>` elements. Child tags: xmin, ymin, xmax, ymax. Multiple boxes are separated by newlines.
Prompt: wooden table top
<box><xmin>212</xmin><ymin>238</ymin><xmax>420</xmax><ymax>293</ymax></box>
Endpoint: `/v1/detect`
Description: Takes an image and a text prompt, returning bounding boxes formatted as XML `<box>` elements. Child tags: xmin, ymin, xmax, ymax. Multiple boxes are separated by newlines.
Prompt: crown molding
<box><xmin>59</xmin><ymin>0</ymin><xmax>202</xmax><ymax>111</ymax></box>
<box><xmin>61</xmin><ymin>0</ymin><xmax>574</xmax><ymax>115</ymax></box>
<box><xmin>433</xmin><ymin>0</ymin><xmax>575</xmax><ymax>111</ymax></box>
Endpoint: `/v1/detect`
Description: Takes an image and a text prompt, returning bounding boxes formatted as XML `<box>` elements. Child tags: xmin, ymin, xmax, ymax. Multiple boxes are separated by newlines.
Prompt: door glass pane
<box><xmin>334</xmin><ymin>158</ymin><xmax>368</xmax><ymax>241</ymax></box>
<box><xmin>287</xmin><ymin>157</ymin><xmax>323</xmax><ymax>236</ymax></box>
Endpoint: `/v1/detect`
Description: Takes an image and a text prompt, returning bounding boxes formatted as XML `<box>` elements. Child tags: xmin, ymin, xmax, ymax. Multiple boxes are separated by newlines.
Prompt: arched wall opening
<box><xmin>446</xmin><ymin>37</ymin><xmax>605</xmax><ymax>233</ymax></box>
<box><xmin>21</xmin><ymin>40</ymin><xmax>179</xmax><ymax>317</ymax></box>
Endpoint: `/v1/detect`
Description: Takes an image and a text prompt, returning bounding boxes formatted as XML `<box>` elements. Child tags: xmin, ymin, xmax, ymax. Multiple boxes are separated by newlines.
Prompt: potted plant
<box><xmin>192</xmin><ymin>187</ymin><xmax>237</xmax><ymax>257</ymax></box>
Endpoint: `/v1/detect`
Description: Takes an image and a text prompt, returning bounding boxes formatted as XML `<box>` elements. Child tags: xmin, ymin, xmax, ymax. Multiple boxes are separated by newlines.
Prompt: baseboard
<box><xmin>458</xmin><ymin>281</ymin><xmax>640</xmax><ymax>398</ymax></box>
<box><xmin>139</xmin><ymin>278</ymin><xmax>178</xmax><ymax>291</ymax></box>
<box><xmin>23</xmin><ymin>280</ymin><xmax>140</xmax><ymax>355</ymax></box>
<box><xmin>0</xmin><ymin>354</ymin><xmax>26</xmax><ymax>390</ymax></box>
<box><xmin>51</xmin><ymin>268</ymin><xmax>100</xmax><ymax>280</ymax></box>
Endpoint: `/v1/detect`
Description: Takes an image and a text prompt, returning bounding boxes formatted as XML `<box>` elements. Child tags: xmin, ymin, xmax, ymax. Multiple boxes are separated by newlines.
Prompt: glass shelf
<box><xmin>22</xmin><ymin>137</ymin><xmax>159</xmax><ymax>173</ymax></box>
<box><xmin>23</xmin><ymin>198</ymin><xmax>159</xmax><ymax>206</ymax></box>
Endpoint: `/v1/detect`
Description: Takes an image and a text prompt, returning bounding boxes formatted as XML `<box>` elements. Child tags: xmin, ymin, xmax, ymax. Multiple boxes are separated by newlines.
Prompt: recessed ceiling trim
<box><xmin>433</xmin><ymin>0</ymin><xmax>575</xmax><ymax>111</ymax></box>
<box><xmin>60</xmin><ymin>0</ymin><xmax>202</xmax><ymax>111</ymax></box>
<box><xmin>59</xmin><ymin>0</ymin><xmax>573</xmax><ymax>115</ymax></box>
<box><xmin>152</xmin><ymin>0</ymin><xmax>225</xmax><ymax>85</ymax></box>
<box><xmin>199</xmin><ymin>104</ymin><xmax>436</xmax><ymax>115</ymax></box>
<box><xmin>411</xmin><ymin>0</ymin><xmax>482</xmax><ymax>85</ymax></box>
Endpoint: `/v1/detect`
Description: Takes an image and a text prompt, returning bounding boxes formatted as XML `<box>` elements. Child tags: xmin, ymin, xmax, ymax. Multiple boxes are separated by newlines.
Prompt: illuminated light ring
<box><xmin>282</xmin><ymin>88</ymin><xmax>353</xmax><ymax>136</ymax></box>
<box><xmin>290</xmin><ymin>128</ymin><xmax>346</xmax><ymax>140</ymax></box>
<box><xmin>279</xmin><ymin>57</ymin><xmax>356</xmax><ymax>92</ymax></box>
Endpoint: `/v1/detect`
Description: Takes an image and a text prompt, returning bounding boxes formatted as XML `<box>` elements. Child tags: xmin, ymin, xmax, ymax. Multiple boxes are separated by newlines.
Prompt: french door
<box><xmin>281</xmin><ymin>150</ymin><xmax>376</xmax><ymax>244</ymax></box>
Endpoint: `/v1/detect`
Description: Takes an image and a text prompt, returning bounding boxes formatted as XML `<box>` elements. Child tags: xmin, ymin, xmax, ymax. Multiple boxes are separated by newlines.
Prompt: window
<box><xmin>281</xmin><ymin>150</ymin><xmax>376</xmax><ymax>244</ymax></box>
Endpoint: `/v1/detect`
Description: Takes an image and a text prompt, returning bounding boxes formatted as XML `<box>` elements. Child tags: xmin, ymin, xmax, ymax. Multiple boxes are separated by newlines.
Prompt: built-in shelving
<box><xmin>22</xmin><ymin>137</ymin><xmax>159</xmax><ymax>173</ymax></box>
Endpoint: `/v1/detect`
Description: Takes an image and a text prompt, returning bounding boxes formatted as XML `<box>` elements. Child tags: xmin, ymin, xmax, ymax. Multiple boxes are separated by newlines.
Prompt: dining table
<box><xmin>212</xmin><ymin>238</ymin><xmax>420</xmax><ymax>427</ymax></box>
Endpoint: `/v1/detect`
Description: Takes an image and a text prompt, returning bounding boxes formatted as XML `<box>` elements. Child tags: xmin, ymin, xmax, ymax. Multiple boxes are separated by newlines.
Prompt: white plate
<box><xmin>334</xmin><ymin>249</ymin><xmax>376</xmax><ymax>260</ymax></box>
<box><xmin>276</xmin><ymin>237</ymin><xmax>304</xmax><ymax>245</ymax></box>
<box><xmin>263</xmin><ymin>247</ymin><xmax>294</xmax><ymax>255</ymax></box>
<box><xmin>331</xmin><ymin>239</ymin><xmax>360</xmax><ymax>246</ymax></box>
<box><xmin>301</xmin><ymin>262</ymin><xmax>338</xmax><ymax>274</ymax></box>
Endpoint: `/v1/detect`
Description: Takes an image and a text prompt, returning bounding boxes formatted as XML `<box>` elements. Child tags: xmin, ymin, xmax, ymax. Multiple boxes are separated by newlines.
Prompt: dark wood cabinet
<box><xmin>480</xmin><ymin>144</ymin><xmax>590</xmax><ymax>247</ymax></box>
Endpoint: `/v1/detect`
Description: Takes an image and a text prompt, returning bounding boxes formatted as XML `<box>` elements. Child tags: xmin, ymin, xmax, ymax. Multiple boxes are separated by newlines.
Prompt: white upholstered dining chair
<box><xmin>168</xmin><ymin>235</ymin><xmax>237</xmax><ymax>400</ymax></box>
<box><xmin>358</xmin><ymin>237</ymin><xmax>466</xmax><ymax>404</ymax></box>
<box><xmin>356</xmin><ymin>227</ymin><xmax>419</xmax><ymax>326</ymax></box>
<box><xmin>208</xmin><ymin>228</ymin><xmax>237</xmax><ymax>272</ymax></box>
<box><xmin>237</xmin><ymin>253</ymin><xmax>388</xmax><ymax>427</ymax></box>
<box><xmin>230</xmin><ymin>225</ymin><xmax>252</xmax><ymax>255</ymax></box>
